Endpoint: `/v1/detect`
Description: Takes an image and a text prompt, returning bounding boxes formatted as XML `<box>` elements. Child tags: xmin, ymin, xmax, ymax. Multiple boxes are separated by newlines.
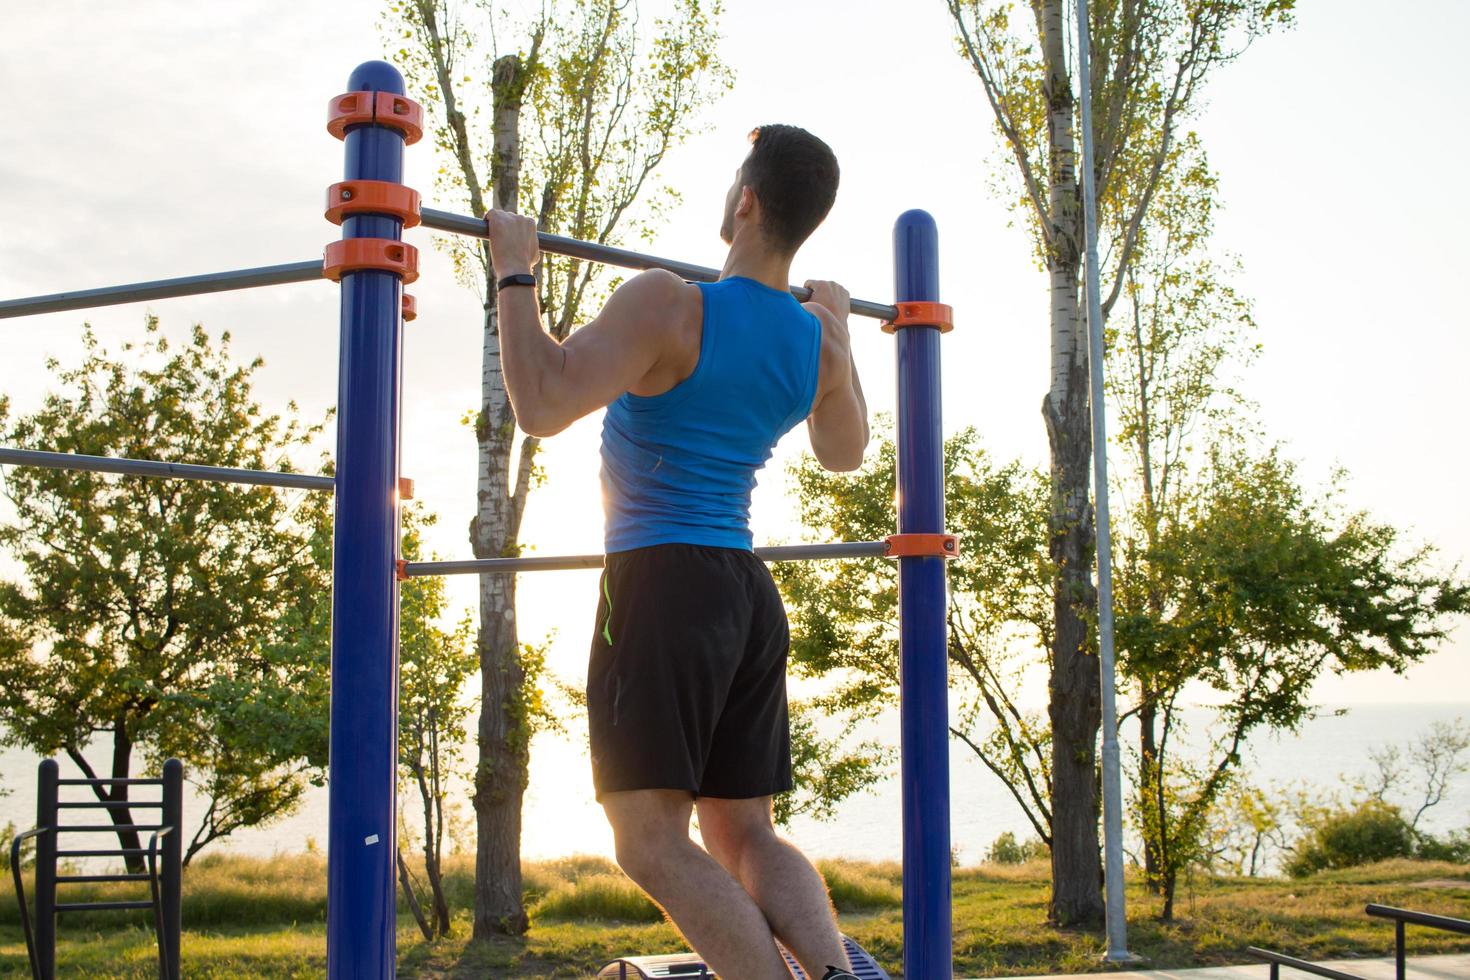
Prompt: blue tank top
<box><xmin>600</xmin><ymin>277</ymin><xmax>822</xmax><ymax>553</ymax></box>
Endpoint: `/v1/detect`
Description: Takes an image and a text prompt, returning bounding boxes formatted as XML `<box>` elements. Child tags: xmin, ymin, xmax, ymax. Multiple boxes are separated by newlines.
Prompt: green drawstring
<box><xmin>601</xmin><ymin>574</ymin><xmax>614</xmax><ymax>646</ymax></box>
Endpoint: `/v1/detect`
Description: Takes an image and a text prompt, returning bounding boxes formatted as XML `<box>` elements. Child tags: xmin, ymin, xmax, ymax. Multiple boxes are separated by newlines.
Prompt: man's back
<box><xmin>601</xmin><ymin>276</ymin><xmax>821</xmax><ymax>553</ymax></box>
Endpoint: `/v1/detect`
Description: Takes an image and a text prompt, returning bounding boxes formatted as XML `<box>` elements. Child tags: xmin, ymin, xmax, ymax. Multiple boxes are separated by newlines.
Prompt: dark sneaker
<box><xmin>820</xmin><ymin>970</ymin><xmax>860</xmax><ymax>980</ymax></box>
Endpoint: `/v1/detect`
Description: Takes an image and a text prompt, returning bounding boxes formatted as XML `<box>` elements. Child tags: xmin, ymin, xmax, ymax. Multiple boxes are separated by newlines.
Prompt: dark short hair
<box><xmin>742</xmin><ymin>125</ymin><xmax>839</xmax><ymax>253</ymax></box>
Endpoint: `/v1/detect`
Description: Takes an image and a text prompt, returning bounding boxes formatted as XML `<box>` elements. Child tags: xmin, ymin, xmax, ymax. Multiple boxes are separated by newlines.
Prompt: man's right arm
<box><xmin>803</xmin><ymin>281</ymin><xmax>869</xmax><ymax>472</ymax></box>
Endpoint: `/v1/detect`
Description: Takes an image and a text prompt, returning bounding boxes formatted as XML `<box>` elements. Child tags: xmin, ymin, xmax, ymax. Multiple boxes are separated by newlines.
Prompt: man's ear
<box><xmin>736</xmin><ymin>185</ymin><xmax>756</xmax><ymax>218</ymax></box>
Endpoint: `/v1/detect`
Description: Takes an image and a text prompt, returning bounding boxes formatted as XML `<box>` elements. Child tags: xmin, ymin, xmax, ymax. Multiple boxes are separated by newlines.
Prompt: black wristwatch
<box><xmin>497</xmin><ymin>273</ymin><xmax>536</xmax><ymax>291</ymax></box>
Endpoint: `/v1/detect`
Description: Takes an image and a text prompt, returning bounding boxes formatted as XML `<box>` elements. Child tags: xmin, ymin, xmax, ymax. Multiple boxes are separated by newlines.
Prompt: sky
<box><xmin>1</xmin><ymin>0</ymin><xmax>1467</xmax><ymax>850</ymax></box>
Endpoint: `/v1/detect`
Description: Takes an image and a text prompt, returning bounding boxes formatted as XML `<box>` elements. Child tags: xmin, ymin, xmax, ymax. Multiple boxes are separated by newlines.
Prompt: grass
<box><xmin>0</xmin><ymin>854</ymin><xmax>1466</xmax><ymax>977</ymax></box>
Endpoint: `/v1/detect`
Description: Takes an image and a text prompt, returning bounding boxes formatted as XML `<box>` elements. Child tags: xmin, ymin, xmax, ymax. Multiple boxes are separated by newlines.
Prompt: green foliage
<box><xmin>776</xmin><ymin>418</ymin><xmax>1056</xmax><ymax>838</ymax></box>
<box><xmin>985</xmin><ymin>831</ymin><xmax>1048</xmax><ymax>865</ymax></box>
<box><xmin>774</xmin><ymin>703</ymin><xmax>890</xmax><ymax>827</ymax></box>
<box><xmin>532</xmin><ymin>873</ymin><xmax>663</xmax><ymax>923</ymax></box>
<box><xmin>397</xmin><ymin>505</ymin><xmax>478</xmax><ymax>939</ymax></box>
<box><xmin>816</xmin><ymin>859</ymin><xmax>902</xmax><ymax>912</ymax></box>
<box><xmin>0</xmin><ymin>320</ymin><xmax>331</xmax><ymax>864</ymax></box>
<box><xmin>1287</xmin><ymin>800</ymin><xmax>1417</xmax><ymax>877</ymax></box>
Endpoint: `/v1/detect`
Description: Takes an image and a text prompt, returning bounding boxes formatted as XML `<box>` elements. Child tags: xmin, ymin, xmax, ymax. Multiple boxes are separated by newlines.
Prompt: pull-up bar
<box><xmin>0</xmin><ymin>447</ymin><xmax>334</xmax><ymax>492</ymax></box>
<box><xmin>0</xmin><ymin>209</ymin><xmax>900</xmax><ymax>322</ymax></box>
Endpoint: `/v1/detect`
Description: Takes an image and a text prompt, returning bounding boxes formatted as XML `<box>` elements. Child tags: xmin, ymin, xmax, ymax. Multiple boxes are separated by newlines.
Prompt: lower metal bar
<box><xmin>57</xmin><ymin>779</ymin><xmax>163</xmax><ymax>787</ymax></box>
<box><xmin>0</xmin><ymin>261</ymin><xmax>324</xmax><ymax>319</ymax></box>
<box><xmin>419</xmin><ymin>208</ymin><xmax>901</xmax><ymax>322</ymax></box>
<box><xmin>56</xmin><ymin>901</ymin><xmax>154</xmax><ymax>913</ymax></box>
<box><xmin>57</xmin><ymin>801</ymin><xmax>163</xmax><ymax>809</ymax></box>
<box><xmin>1246</xmin><ymin>948</ymin><xmax>1365</xmax><ymax>980</ymax></box>
<box><xmin>0</xmin><ymin>448</ymin><xmax>333</xmax><ymax>492</ymax></box>
<box><xmin>57</xmin><ymin>824</ymin><xmax>166</xmax><ymax>833</ymax></box>
<box><xmin>403</xmin><ymin>540</ymin><xmax>889</xmax><ymax>577</ymax></box>
<box><xmin>56</xmin><ymin>873</ymin><xmax>152</xmax><ymax>883</ymax></box>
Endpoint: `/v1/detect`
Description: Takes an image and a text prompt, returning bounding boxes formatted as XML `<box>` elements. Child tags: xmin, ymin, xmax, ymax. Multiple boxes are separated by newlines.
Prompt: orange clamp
<box><xmin>323</xmin><ymin>238</ymin><xmax>419</xmax><ymax>284</ymax></box>
<box><xmin>395</xmin><ymin>559</ymin><xmax>409</xmax><ymax>582</ymax></box>
<box><xmin>397</xmin><ymin>477</ymin><xmax>415</xmax><ymax>501</ymax></box>
<box><xmin>401</xmin><ymin>293</ymin><xmax>417</xmax><ymax>322</ymax></box>
<box><xmin>325</xmin><ymin>180</ymin><xmax>422</xmax><ymax>228</ymax></box>
<box><xmin>881</xmin><ymin>301</ymin><xmax>954</xmax><ymax>335</ymax></box>
<box><xmin>327</xmin><ymin>91</ymin><xmax>424</xmax><ymax>145</ymax></box>
<box><xmin>884</xmin><ymin>533</ymin><xmax>960</xmax><ymax>558</ymax></box>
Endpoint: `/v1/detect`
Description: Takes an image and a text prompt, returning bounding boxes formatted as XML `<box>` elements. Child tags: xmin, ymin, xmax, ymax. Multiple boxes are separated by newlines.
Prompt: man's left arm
<box><xmin>485</xmin><ymin>210</ymin><xmax>685</xmax><ymax>437</ymax></box>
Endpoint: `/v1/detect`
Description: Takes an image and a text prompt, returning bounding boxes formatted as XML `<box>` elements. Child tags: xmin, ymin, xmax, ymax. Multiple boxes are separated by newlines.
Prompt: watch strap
<box><xmin>497</xmin><ymin>273</ymin><xmax>536</xmax><ymax>291</ymax></box>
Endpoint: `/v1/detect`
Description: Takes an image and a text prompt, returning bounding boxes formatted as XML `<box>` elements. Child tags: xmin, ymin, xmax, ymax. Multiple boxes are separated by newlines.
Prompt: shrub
<box><xmin>986</xmin><ymin>831</ymin><xmax>1048</xmax><ymax>865</ymax></box>
<box><xmin>1287</xmin><ymin>800</ymin><xmax>1415</xmax><ymax>877</ymax></box>
<box><xmin>1414</xmin><ymin>826</ymin><xmax>1470</xmax><ymax>863</ymax></box>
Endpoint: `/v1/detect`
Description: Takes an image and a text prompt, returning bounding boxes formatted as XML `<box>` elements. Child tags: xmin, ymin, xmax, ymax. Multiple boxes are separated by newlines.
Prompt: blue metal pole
<box><xmin>327</xmin><ymin>59</ymin><xmax>407</xmax><ymax>979</ymax></box>
<box><xmin>893</xmin><ymin>209</ymin><xmax>952</xmax><ymax>979</ymax></box>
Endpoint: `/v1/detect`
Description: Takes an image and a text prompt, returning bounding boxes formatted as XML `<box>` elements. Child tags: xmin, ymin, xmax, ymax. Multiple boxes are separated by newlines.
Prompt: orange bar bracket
<box><xmin>394</xmin><ymin>559</ymin><xmax>409</xmax><ymax>582</ymax></box>
<box><xmin>884</xmin><ymin>533</ymin><xmax>960</xmax><ymax>558</ymax></box>
<box><xmin>327</xmin><ymin>91</ymin><xmax>424</xmax><ymax>145</ymax></box>
<box><xmin>881</xmin><ymin>301</ymin><xmax>954</xmax><ymax>335</ymax></box>
<box><xmin>325</xmin><ymin>180</ymin><xmax>422</xmax><ymax>228</ymax></box>
<box><xmin>323</xmin><ymin>239</ymin><xmax>419</xmax><ymax>284</ymax></box>
<box><xmin>401</xmin><ymin>293</ymin><xmax>417</xmax><ymax>322</ymax></box>
<box><xmin>397</xmin><ymin>477</ymin><xmax>415</xmax><ymax>501</ymax></box>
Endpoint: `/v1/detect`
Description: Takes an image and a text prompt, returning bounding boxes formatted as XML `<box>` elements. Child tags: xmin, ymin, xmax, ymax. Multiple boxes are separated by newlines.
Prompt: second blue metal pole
<box><xmin>327</xmin><ymin>59</ymin><xmax>407</xmax><ymax>979</ymax></box>
<box><xmin>893</xmin><ymin>209</ymin><xmax>952</xmax><ymax>978</ymax></box>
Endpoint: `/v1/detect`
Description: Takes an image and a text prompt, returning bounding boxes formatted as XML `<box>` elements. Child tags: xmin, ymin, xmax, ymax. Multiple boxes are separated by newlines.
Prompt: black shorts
<box><xmin>587</xmin><ymin>543</ymin><xmax>792</xmax><ymax>800</ymax></box>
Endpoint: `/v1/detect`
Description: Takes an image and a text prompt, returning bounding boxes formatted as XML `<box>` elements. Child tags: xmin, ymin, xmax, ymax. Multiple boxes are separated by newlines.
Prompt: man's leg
<box><xmin>696</xmin><ymin>795</ymin><xmax>851</xmax><ymax>978</ymax></box>
<box><xmin>603</xmin><ymin>788</ymin><xmax>794</xmax><ymax>980</ymax></box>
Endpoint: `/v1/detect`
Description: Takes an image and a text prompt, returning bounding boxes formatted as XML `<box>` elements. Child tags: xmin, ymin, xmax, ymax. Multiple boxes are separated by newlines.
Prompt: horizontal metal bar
<box><xmin>404</xmin><ymin>540</ymin><xmax>890</xmax><ymax>577</ymax></box>
<box><xmin>1246</xmin><ymin>948</ymin><xmax>1365</xmax><ymax>980</ymax></box>
<box><xmin>1366</xmin><ymin>904</ymin><xmax>1470</xmax><ymax>935</ymax></box>
<box><xmin>0</xmin><ymin>260</ymin><xmax>324</xmax><ymax>319</ymax></box>
<box><xmin>57</xmin><ymin>849</ymin><xmax>150</xmax><ymax>857</ymax></box>
<box><xmin>58</xmin><ymin>825</ymin><xmax>166</xmax><ymax>833</ymax></box>
<box><xmin>0</xmin><ymin>448</ymin><xmax>333</xmax><ymax>492</ymax></box>
<box><xmin>419</xmin><ymin>207</ymin><xmax>901</xmax><ymax>322</ymax></box>
<box><xmin>56</xmin><ymin>901</ymin><xmax>155</xmax><ymax>913</ymax></box>
<box><xmin>57</xmin><ymin>778</ymin><xmax>163</xmax><ymax>786</ymax></box>
<box><xmin>57</xmin><ymin>801</ymin><xmax>163</xmax><ymax>809</ymax></box>
<box><xmin>57</xmin><ymin>873</ymin><xmax>152</xmax><ymax>883</ymax></box>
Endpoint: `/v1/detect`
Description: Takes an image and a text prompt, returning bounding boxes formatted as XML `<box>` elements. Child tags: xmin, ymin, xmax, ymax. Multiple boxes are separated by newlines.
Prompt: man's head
<box><xmin>720</xmin><ymin>124</ymin><xmax>839</xmax><ymax>255</ymax></box>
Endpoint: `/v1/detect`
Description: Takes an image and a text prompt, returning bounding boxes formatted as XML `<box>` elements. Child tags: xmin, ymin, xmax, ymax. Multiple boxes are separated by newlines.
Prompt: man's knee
<box><xmin>604</xmin><ymin>789</ymin><xmax>694</xmax><ymax>887</ymax></box>
<box><xmin>697</xmin><ymin>797</ymin><xmax>779</xmax><ymax>870</ymax></box>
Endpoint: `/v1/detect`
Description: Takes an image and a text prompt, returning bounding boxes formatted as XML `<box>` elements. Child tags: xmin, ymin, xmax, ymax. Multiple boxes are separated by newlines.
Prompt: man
<box><xmin>485</xmin><ymin>124</ymin><xmax>868</xmax><ymax>980</ymax></box>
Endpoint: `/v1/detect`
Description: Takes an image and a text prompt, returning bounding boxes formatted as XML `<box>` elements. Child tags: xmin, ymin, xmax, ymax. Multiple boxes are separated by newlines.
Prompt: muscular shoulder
<box><xmin>617</xmin><ymin>269</ymin><xmax>701</xmax><ymax>324</ymax></box>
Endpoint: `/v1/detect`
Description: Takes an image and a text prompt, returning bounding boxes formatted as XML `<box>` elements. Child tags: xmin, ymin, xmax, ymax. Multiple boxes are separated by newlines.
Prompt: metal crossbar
<box><xmin>0</xmin><ymin>210</ymin><xmax>899</xmax><ymax>322</ymax></box>
<box><xmin>404</xmin><ymin>540</ymin><xmax>891</xmax><ymax>577</ymax></box>
<box><xmin>0</xmin><ymin>448</ymin><xmax>333</xmax><ymax>492</ymax></box>
<box><xmin>1246</xmin><ymin>947</ymin><xmax>1365</xmax><ymax>980</ymax></box>
<box><xmin>419</xmin><ymin>207</ymin><xmax>901</xmax><ymax>321</ymax></box>
<box><xmin>0</xmin><ymin>261</ymin><xmax>323</xmax><ymax>319</ymax></box>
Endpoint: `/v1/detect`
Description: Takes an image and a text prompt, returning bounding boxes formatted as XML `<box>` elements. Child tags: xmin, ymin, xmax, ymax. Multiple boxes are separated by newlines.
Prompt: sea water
<box><xmin>1</xmin><ymin>702</ymin><xmax>1465</xmax><ymax>868</ymax></box>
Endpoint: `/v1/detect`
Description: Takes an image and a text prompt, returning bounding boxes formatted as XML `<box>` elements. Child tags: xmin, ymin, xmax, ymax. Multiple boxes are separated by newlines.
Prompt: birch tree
<box><xmin>384</xmin><ymin>0</ymin><xmax>729</xmax><ymax>936</ymax></box>
<box><xmin>944</xmin><ymin>0</ymin><xmax>1294</xmax><ymax>924</ymax></box>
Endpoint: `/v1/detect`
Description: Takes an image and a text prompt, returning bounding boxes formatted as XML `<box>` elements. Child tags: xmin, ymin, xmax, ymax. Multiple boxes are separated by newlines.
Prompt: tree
<box><xmin>776</xmin><ymin>421</ymin><xmax>1060</xmax><ymax>848</ymax></box>
<box><xmin>1118</xmin><ymin>448</ymin><xmax>1469</xmax><ymax>916</ymax></box>
<box><xmin>945</xmin><ymin>0</ymin><xmax>1295</xmax><ymax>924</ymax></box>
<box><xmin>1364</xmin><ymin>719</ymin><xmax>1470</xmax><ymax>833</ymax></box>
<box><xmin>0</xmin><ymin>320</ymin><xmax>332</xmax><ymax>869</ymax></box>
<box><xmin>384</xmin><ymin>0</ymin><xmax>730</xmax><ymax>935</ymax></box>
<box><xmin>396</xmin><ymin>506</ymin><xmax>478</xmax><ymax>940</ymax></box>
